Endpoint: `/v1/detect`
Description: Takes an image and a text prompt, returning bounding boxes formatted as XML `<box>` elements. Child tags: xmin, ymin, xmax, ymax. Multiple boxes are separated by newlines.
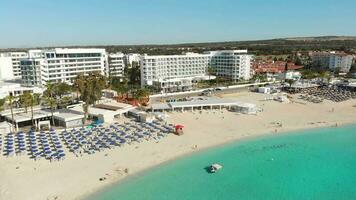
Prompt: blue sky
<box><xmin>0</xmin><ymin>0</ymin><xmax>356</xmax><ymax>48</ymax></box>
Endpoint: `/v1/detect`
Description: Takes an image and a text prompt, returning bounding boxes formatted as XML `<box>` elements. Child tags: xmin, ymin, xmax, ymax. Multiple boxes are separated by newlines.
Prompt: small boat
<box><xmin>208</xmin><ymin>163</ymin><xmax>223</xmax><ymax>173</ymax></box>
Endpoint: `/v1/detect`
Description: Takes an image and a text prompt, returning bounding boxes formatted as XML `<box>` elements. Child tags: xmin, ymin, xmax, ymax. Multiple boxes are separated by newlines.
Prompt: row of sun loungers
<box><xmin>1</xmin><ymin>130</ymin><xmax>66</xmax><ymax>162</ymax></box>
<box><xmin>0</xmin><ymin>121</ymin><xmax>175</xmax><ymax>161</ymax></box>
<box><xmin>299</xmin><ymin>85</ymin><xmax>356</xmax><ymax>102</ymax></box>
<box><xmin>60</xmin><ymin>120</ymin><xmax>174</xmax><ymax>157</ymax></box>
<box><xmin>299</xmin><ymin>95</ymin><xmax>323</xmax><ymax>103</ymax></box>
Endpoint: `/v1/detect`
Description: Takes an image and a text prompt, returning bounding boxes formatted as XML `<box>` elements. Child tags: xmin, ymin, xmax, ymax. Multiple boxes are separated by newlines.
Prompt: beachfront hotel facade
<box><xmin>20</xmin><ymin>48</ymin><xmax>107</xmax><ymax>87</ymax></box>
<box><xmin>209</xmin><ymin>50</ymin><xmax>252</xmax><ymax>81</ymax></box>
<box><xmin>107</xmin><ymin>52</ymin><xmax>126</xmax><ymax>79</ymax></box>
<box><xmin>140</xmin><ymin>52</ymin><xmax>213</xmax><ymax>92</ymax></box>
<box><xmin>140</xmin><ymin>50</ymin><xmax>252</xmax><ymax>92</ymax></box>
<box><xmin>310</xmin><ymin>51</ymin><xmax>353</xmax><ymax>72</ymax></box>
<box><xmin>0</xmin><ymin>52</ymin><xmax>28</xmax><ymax>80</ymax></box>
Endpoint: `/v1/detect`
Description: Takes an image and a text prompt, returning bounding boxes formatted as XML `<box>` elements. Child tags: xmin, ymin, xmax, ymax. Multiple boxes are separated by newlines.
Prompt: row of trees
<box><xmin>73</xmin><ymin>72</ymin><xmax>107</xmax><ymax>120</ymax></box>
<box><xmin>0</xmin><ymin>92</ymin><xmax>41</xmax><ymax>133</ymax></box>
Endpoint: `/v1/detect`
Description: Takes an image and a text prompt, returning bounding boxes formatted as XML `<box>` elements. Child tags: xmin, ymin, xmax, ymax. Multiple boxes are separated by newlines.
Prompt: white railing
<box><xmin>149</xmin><ymin>81</ymin><xmax>275</xmax><ymax>98</ymax></box>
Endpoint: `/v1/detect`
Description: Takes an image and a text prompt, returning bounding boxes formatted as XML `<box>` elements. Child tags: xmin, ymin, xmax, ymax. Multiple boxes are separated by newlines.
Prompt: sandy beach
<box><xmin>0</xmin><ymin>92</ymin><xmax>355</xmax><ymax>200</ymax></box>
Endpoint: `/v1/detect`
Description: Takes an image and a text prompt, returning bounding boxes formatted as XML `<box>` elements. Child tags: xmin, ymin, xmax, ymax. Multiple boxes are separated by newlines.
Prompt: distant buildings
<box><xmin>0</xmin><ymin>48</ymin><xmax>255</xmax><ymax>93</ymax></box>
<box><xmin>310</xmin><ymin>51</ymin><xmax>353</xmax><ymax>72</ymax></box>
<box><xmin>253</xmin><ymin>60</ymin><xmax>304</xmax><ymax>74</ymax></box>
<box><xmin>21</xmin><ymin>48</ymin><xmax>107</xmax><ymax>87</ymax></box>
<box><xmin>140</xmin><ymin>50</ymin><xmax>253</xmax><ymax>92</ymax></box>
<box><xmin>0</xmin><ymin>52</ymin><xmax>28</xmax><ymax>80</ymax></box>
<box><xmin>0</xmin><ymin>81</ymin><xmax>43</xmax><ymax>99</ymax></box>
<box><xmin>124</xmin><ymin>53</ymin><xmax>140</xmax><ymax>66</ymax></box>
<box><xmin>252</xmin><ymin>59</ymin><xmax>304</xmax><ymax>81</ymax></box>
<box><xmin>107</xmin><ymin>53</ymin><xmax>126</xmax><ymax>79</ymax></box>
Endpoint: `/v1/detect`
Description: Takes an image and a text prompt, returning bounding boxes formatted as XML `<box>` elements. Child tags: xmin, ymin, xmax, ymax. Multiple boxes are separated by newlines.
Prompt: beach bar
<box><xmin>3</xmin><ymin>110</ymin><xmax>52</xmax><ymax>131</ymax></box>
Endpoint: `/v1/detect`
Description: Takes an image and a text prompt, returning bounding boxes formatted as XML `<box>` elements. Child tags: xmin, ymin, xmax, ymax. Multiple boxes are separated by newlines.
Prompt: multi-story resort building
<box><xmin>124</xmin><ymin>53</ymin><xmax>141</xmax><ymax>67</ymax></box>
<box><xmin>209</xmin><ymin>50</ymin><xmax>252</xmax><ymax>81</ymax></box>
<box><xmin>140</xmin><ymin>50</ymin><xmax>253</xmax><ymax>92</ymax></box>
<box><xmin>107</xmin><ymin>53</ymin><xmax>126</xmax><ymax>79</ymax></box>
<box><xmin>140</xmin><ymin>52</ymin><xmax>212</xmax><ymax>92</ymax></box>
<box><xmin>0</xmin><ymin>52</ymin><xmax>28</xmax><ymax>80</ymax></box>
<box><xmin>20</xmin><ymin>48</ymin><xmax>107</xmax><ymax>87</ymax></box>
<box><xmin>310</xmin><ymin>51</ymin><xmax>353</xmax><ymax>72</ymax></box>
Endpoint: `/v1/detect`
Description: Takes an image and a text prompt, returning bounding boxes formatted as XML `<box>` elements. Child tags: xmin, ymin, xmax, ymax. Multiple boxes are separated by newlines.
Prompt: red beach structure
<box><xmin>175</xmin><ymin>124</ymin><xmax>184</xmax><ymax>136</ymax></box>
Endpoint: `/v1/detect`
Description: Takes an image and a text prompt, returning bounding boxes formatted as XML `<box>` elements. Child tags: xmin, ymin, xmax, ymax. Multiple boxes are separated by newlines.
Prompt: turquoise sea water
<box><xmin>89</xmin><ymin>125</ymin><xmax>356</xmax><ymax>200</ymax></box>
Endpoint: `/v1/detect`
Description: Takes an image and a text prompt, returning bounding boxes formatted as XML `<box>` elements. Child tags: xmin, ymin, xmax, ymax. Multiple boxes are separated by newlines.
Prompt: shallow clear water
<box><xmin>89</xmin><ymin>125</ymin><xmax>356</xmax><ymax>200</ymax></box>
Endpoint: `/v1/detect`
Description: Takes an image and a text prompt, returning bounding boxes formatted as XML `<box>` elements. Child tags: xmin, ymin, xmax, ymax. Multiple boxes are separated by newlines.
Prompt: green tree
<box><xmin>115</xmin><ymin>84</ymin><xmax>129</xmax><ymax>98</ymax></box>
<box><xmin>59</xmin><ymin>96</ymin><xmax>72</xmax><ymax>108</ymax></box>
<box><xmin>286</xmin><ymin>79</ymin><xmax>296</xmax><ymax>87</ymax></box>
<box><xmin>349</xmin><ymin>63</ymin><xmax>356</xmax><ymax>73</ymax></box>
<box><xmin>6</xmin><ymin>94</ymin><xmax>16</xmax><ymax>133</ymax></box>
<box><xmin>18</xmin><ymin>92</ymin><xmax>32</xmax><ymax>113</ymax></box>
<box><xmin>301</xmin><ymin>70</ymin><xmax>318</xmax><ymax>80</ymax></box>
<box><xmin>319</xmin><ymin>71</ymin><xmax>331</xmax><ymax>83</ymax></box>
<box><xmin>124</xmin><ymin>62</ymin><xmax>141</xmax><ymax>86</ymax></box>
<box><xmin>53</xmin><ymin>82</ymin><xmax>71</xmax><ymax>99</ymax></box>
<box><xmin>0</xmin><ymin>98</ymin><xmax>6</xmax><ymax>111</ymax></box>
<box><xmin>30</xmin><ymin>93</ymin><xmax>41</xmax><ymax>126</ymax></box>
<box><xmin>73</xmin><ymin>73</ymin><xmax>86</xmax><ymax>101</ymax></box>
<box><xmin>334</xmin><ymin>67</ymin><xmax>341</xmax><ymax>76</ymax></box>
<box><xmin>43</xmin><ymin>82</ymin><xmax>55</xmax><ymax>99</ymax></box>
<box><xmin>134</xmin><ymin>88</ymin><xmax>150</xmax><ymax>103</ymax></box>
<box><xmin>207</xmin><ymin>66</ymin><xmax>215</xmax><ymax>81</ymax></box>
<box><xmin>74</xmin><ymin>72</ymin><xmax>107</xmax><ymax>120</ymax></box>
<box><xmin>43</xmin><ymin>96</ymin><xmax>56</xmax><ymax>125</ymax></box>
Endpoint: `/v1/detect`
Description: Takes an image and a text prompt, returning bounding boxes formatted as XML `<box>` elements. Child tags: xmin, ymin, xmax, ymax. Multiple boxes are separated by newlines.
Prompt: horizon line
<box><xmin>1</xmin><ymin>35</ymin><xmax>356</xmax><ymax>50</ymax></box>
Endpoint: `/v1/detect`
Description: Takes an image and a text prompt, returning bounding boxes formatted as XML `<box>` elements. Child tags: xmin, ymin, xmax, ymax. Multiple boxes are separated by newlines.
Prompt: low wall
<box><xmin>149</xmin><ymin>81</ymin><xmax>275</xmax><ymax>98</ymax></box>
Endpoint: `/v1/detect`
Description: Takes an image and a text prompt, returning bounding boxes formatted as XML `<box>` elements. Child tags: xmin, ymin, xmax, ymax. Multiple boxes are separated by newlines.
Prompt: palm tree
<box><xmin>59</xmin><ymin>96</ymin><xmax>72</xmax><ymax>108</ymax></box>
<box><xmin>0</xmin><ymin>98</ymin><xmax>6</xmax><ymax>111</ymax></box>
<box><xmin>44</xmin><ymin>82</ymin><xmax>55</xmax><ymax>99</ymax></box>
<box><xmin>319</xmin><ymin>71</ymin><xmax>331</xmax><ymax>84</ymax></box>
<box><xmin>207</xmin><ymin>66</ymin><xmax>216</xmax><ymax>86</ymax></box>
<box><xmin>116</xmin><ymin>84</ymin><xmax>129</xmax><ymax>98</ymax></box>
<box><xmin>30</xmin><ymin>93</ymin><xmax>41</xmax><ymax>126</ymax></box>
<box><xmin>6</xmin><ymin>93</ymin><xmax>16</xmax><ymax>133</ymax></box>
<box><xmin>73</xmin><ymin>74</ymin><xmax>86</xmax><ymax>101</ymax></box>
<box><xmin>18</xmin><ymin>92</ymin><xmax>32</xmax><ymax>113</ymax></box>
<box><xmin>73</xmin><ymin>72</ymin><xmax>107</xmax><ymax>122</ymax></box>
<box><xmin>54</xmin><ymin>82</ymin><xmax>71</xmax><ymax>99</ymax></box>
<box><xmin>43</xmin><ymin>96</ymin><xmax>56</xmax><ymax>125</ymax></box>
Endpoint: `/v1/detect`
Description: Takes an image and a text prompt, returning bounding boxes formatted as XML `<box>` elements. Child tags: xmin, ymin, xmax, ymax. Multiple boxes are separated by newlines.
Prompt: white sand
<box><xmin>0</xmin><ymin>92</ymin><xmax>355</xmax><ymax>200</ymax></box>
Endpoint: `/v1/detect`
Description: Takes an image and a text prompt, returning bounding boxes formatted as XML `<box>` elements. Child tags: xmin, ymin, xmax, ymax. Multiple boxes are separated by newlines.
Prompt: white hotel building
<box><xmin>311</xmin><ymin>51</ymin><xmax>354</xmax><ymax>73</ymax></box>
<box><xmin>21</xmin><ymin>48</ymin><xmax>107</xmax><ymax>87</ymax></box>
<box><xmin>107</xmin><ymin>53</ymin><xmax>125</xmax><ymax>79</ymax></box>
<box><xmin>209</xmin><ymin>50</ymin><xmax>252</xmax><ymax>81</ymax></box>
<box><xmin>0</xmin><ymin>52</ymin><xmax>28</xmax><ymax>80</ymax></box>
<box><xmin>140</xmin><ymin>50</ymin><xmax>252</xmax><ymax>92</ymax></box>
<box><xmin>140</xmin><ymin>52</ymin><xmax>212</xmax><ymax>92</ymax></box>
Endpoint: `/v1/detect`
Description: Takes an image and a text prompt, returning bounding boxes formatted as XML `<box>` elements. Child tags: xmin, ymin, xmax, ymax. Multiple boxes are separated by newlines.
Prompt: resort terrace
<box><xmin>69</xmin><ymin>100</ymin><xmax>135</xmax><ymax>123</ymax></box>
<box><xmin>150</xmin><ymin>98</ymin><xmax>258</xmax><ymax>114</ymax></box>
<box><xmin>3</xmin><ymin>110</ymin><xmax>52</xmax><ymax>130</ymax></box>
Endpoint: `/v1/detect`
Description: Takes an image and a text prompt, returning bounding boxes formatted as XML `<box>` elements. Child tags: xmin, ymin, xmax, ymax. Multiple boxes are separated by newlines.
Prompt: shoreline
<box><xmin>83</xmin><ymin>121</ymin><xmax>356</xmax><ymax>200</ymax></box>
<box><xmin>0</xmin><ymin>92</ymin><xmax>355</xmax><ymax>200</ymax></box>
